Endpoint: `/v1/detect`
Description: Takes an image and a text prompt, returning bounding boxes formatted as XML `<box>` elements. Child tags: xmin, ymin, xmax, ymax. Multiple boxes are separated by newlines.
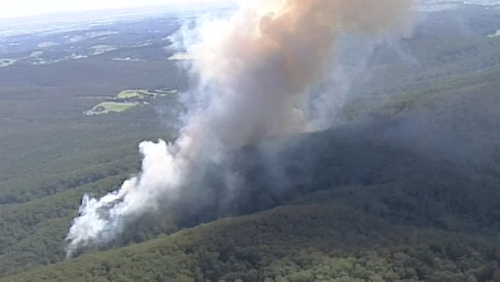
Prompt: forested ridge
<box><xmin>3</xmin><ymin>98</ymin><xmax>500</xmax><ymax>281</ymax></box>
<box><xmin>5</xmin><ymin>188</ymin><xmax>500</xmax><ymax>282</ymax></box>
<box><xmin>1</xmin><ymin>4</ymin><xmax>500</xmax><ymax>282</ymax></box>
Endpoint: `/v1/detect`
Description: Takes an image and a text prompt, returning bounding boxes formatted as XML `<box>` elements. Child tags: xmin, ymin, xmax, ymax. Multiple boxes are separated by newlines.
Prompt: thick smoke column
<box><xmin>65</xmin><ymin>0</ymin><xmax>413</xmax><ymax>257</ymax></box>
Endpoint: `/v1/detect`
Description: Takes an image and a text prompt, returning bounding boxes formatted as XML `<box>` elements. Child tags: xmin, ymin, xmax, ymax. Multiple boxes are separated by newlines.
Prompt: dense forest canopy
<box><xmin>1</xmin><ymin>2</ymin><xmax>500</xmax><ymax>281</ymax></box>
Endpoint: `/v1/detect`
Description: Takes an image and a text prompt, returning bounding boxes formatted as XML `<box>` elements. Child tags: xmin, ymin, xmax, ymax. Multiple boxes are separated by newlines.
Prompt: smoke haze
<box><xmin>65</xmin><ymin>0</ymin><xmax>413</xmax><ymax>257</ymax></box>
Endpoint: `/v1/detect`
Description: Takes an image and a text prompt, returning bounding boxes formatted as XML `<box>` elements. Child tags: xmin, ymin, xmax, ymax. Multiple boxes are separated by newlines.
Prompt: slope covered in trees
<box><xmin>4</xmin><ymin>180</ymin><xmax>500</xmax><ymax>282</ymax></box>
<box><xmin>1</xmin><ymin>4</ymin><xmax>500</xmax><ymax>282</ymax></box>
<box><xmin>3</xmin><ymin>81</ymin><xmax>500</xmax><ymax>281</ymax></box>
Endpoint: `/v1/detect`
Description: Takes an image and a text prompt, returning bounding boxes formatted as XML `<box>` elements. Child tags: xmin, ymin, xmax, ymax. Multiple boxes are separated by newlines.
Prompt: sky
<box><xmin>0</xmin><ymin>0</ymin><xmax>219</xmax><ymax>19</ymax></box>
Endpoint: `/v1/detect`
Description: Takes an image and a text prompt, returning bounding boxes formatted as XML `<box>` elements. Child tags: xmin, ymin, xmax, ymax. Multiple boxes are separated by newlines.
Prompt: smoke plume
<box><xmin>65</xmin><ymin>0</ymin><xmax>413</xmax><ymax>257</ymax></box>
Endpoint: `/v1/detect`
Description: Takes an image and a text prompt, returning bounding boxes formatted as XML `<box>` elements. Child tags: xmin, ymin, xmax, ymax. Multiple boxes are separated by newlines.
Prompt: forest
<box><xmin>1</xmin><ymin>3</ymin><xmax>500</xmax><ymax>282</ymax></box>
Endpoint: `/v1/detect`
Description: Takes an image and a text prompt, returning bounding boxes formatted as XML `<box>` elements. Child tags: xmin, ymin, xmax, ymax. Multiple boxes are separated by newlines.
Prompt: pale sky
<box><xmin>0</xmin><ymin>0</ymin><xmax>218</xmax><ymax>19</ymax></box>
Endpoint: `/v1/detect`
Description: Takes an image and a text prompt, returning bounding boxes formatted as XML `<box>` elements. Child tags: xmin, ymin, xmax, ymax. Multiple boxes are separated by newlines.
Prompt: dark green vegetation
<box><xmin>1</xmin><ymin>4</ymin><xmax>500</xmax><ymax>282</ymax></box>
<box><xmin>0</xmin><ymin>12</ymin><xmax>187</xmax><ymax>277</ymax></box>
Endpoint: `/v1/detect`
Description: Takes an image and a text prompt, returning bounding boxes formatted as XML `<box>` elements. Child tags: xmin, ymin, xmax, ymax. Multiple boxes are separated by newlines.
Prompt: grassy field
<box><xmin>29</xmin><ymin>51</ymin><xmax>43</xmax><ymax>58</ymax></box>
<box><xmin>82</xmin><ymin>89</ymin><xmax>181</xmax><ymax>115</ymax></box>
<box><xmin>86</xmin><ymin>102</ymin><xmax>141</xmax><ymax>115</ymax></box>
<box><xmin>89</xmin><ymin>45</ymin><xmax>118</xmax><ymax>55</ymax></box>
<box><xmin>116</xmin><ymin>89</ymin><xmax>178</xmax><ymax>99</ymax></box>
<box><xmin>0</xmin><ymin>58</ymin><xmax>16</xmax><ymax>67</ymax></box>
<box><xmin>116</xmin><ymin>90</ymin><xmax>148</xmax><ymax>99</ymax></box>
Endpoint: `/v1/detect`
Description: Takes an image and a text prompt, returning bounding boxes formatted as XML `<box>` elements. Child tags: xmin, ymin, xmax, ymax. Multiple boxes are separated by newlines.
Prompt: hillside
<box><xmin>0</xmin><ymin>11</ymin><xmax>185</xmax><ymax>277</ymax></box>
<box><xmin>3</xmin><ymin>88</ymin><xmax>500</xmax><ymax>281</ymax></box>
<box><xmin>4</xmin><ymin>203</ymin><xmax>500</xmax><ymax>282</ymax></box>
<box><xmin>3</xmin><ymin>130</ymin><xmax>500</xmax><ymax>282</ymax></box>
<box><xmin>1</xmin><ymin>4</ymin><xmax>500</xmax><ymax>282</ymax></box>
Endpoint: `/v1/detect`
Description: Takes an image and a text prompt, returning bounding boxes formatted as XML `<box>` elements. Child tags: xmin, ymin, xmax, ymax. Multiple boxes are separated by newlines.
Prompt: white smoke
<box><xmin>65</xmin><ymin>0</ymin><xmax>414</xmax><ymax>257</ymax></box>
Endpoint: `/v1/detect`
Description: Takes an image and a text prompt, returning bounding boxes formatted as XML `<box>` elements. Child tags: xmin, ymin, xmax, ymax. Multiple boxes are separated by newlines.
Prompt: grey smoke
<box><xmin>65</xmin><ymin>0</ymin><xmax>414</xmax><ymax>257</ymax></box>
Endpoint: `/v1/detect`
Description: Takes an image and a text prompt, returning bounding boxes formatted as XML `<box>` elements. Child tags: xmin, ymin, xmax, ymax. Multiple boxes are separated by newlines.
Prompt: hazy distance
<box><xmin>0</xmin><ymin>0</ymin><xmax>224</xmax><ymax>19</ymax></box>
